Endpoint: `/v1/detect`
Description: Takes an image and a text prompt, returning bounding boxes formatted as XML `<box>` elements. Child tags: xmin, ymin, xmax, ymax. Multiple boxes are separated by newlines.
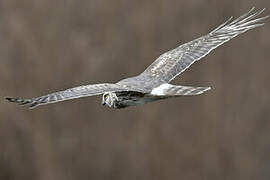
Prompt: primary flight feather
<box><xmin>5</xmin><ymin>8</ymin><xmax>268</xmax><ymax>109</ymax></box>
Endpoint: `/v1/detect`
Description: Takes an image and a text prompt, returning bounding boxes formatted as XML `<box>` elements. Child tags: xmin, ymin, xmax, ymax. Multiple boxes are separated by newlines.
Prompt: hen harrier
<box><xmin>6</xmin><ymin>8</ymin><xmax>268</xmax><ymax>109</ymax></box>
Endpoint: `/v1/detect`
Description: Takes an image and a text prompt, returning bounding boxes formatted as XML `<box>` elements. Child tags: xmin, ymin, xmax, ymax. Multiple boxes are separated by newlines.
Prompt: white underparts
<box><xmin>150</xmin><ymin>84</ymin><xmax>174</xmax><ymax>96</ymax></box>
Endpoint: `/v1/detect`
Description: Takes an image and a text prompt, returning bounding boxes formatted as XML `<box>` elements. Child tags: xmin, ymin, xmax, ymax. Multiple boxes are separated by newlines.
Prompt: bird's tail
<box><xmin>150</xmin><ymin>84</ymin><xmax>211</xmax><ymax>96</ymax></box>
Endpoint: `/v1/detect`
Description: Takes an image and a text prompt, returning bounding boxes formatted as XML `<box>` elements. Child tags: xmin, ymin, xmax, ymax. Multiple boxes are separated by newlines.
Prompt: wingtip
<box><xmin>5</xmin><ymin>96</ymin><xmax>18</xmax><ymax>102</ymax></box>
<box><xmin>263</xmin><ymin>15</ymin><xmax>269</xmax><ymax>21</ymax></box>
<box><xmin>250</xmin><ymin>6</ymin><xmax>255</xmax><ymax>10</ymax></box>
<box><xmin>5</xmin><ymin>96</ymin><xmax>38</xmax><ymax>109</ymax></box>
<box><xmin>204</xmin><ymin>87</ymin><xmax>212</xmax><ymax>93</ymax></box>
<box><xmin>260</xmin><ymin>7</ymin><xmax>266</xmax><ymax>13</ymax></box>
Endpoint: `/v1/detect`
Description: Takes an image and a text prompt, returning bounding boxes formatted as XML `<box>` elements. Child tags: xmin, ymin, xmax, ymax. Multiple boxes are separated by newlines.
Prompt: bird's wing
<box><xmin>5</xmin><ymin>83</ymin><xmax>142</xmax><ymax>109</ymax></box>
<box><xmin>141</xmin><ymin>8</ymin><xmax>268</xmax><ymax>83</ymax></box>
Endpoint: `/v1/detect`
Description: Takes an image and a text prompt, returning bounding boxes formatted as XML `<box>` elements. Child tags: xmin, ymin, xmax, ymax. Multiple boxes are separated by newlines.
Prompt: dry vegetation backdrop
<box><xmin>0</xmin><ymin>0</ymin><xmax>270</xmax><ymax>180</ymax></box>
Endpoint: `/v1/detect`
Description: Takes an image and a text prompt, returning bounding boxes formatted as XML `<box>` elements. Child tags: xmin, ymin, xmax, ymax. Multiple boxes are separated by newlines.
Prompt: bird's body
<box><xmin>102</xmin><ymin>91</ymin><xmax>159</xmax><ymax>109</ymax></box>
<box><xmin>5</xmin><ymin>8</ymin><xmax>268</xmax><ymax>109</ymax></box>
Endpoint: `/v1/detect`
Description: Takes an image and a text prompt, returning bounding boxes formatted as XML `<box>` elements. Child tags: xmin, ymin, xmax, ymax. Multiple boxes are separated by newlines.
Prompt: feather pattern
<box><xmin>5</xmin><ymin>8</ymin><xmax>268</xmax><ymax>109</ymax></box>
<box><xmin>5</xmin><ymin>83</ymin><xmax>142</xmax><ymax>109</ymax></box>
<box><xmin>150</xmin><ymin>84</ymin><xmax>211</xmax><ymax>96</ymax></box>
<box><xmin>142</xmin><ymin>7</ymin><xmax>268</xmax><ymax>83</ymax></box>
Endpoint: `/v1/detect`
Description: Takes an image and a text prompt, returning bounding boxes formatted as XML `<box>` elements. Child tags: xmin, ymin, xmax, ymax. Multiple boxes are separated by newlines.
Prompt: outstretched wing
<box><xmin>5</xmin><ymin>83</ymin><xmax>142</xmax><ymax>109</ymax></box>
<box><xmin>141</xmin><ymin>8</ymin><xmax>268</xmax><ymax>83</ymax></box>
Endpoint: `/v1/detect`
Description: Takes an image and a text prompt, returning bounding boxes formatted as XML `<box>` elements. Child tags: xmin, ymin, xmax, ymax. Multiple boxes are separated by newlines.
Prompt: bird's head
<box><xmin>102</xmin><ymin>92</ymin><xmax>118</xmax><ymax>108</ymax></box>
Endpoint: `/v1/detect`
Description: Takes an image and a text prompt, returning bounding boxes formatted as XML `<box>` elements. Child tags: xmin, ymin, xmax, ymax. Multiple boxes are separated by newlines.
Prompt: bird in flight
<box><xmin>6</xmin><ymin>8</ymin><xmax>268</xmax><ymax>109</ymax></box>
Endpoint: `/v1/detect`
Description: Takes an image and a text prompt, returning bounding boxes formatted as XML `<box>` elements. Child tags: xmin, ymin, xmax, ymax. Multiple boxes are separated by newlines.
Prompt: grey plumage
<box><xmin>150</xmin><ymin>84</ymin><xmax>211</xmax><ymax>96</ymax></box>
<box><xmin>6</xmin><ymin>83</ymin><xmax>144</xmax><ymax>109</ymax></box>
<box><xmin>141</xmin><ymin>7</ymin><xmax>268</xmax><ymax>83</ymax></box>
<box><xmin>5</xmin><ymin>8</ymin><xmax>268</xmax><ymax>109</ymax></box>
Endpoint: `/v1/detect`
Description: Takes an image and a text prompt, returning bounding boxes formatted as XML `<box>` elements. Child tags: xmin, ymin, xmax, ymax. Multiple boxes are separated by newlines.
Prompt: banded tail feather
<box><xmin>4</xmin><ymin>8</ymin><xmax>268</xmax><ymax>109</ymax></box>
<box><xmin>150</xmin><ymin>84</ymin><xmax>211</xmax><ymax>97</ymax></box>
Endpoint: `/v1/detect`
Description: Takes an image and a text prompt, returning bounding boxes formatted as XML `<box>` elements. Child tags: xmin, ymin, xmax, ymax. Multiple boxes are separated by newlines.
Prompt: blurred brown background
<box><xmin>0</xmin><ymin>0</ymin><xmax>269</xmax><ymax>180</ymax></box>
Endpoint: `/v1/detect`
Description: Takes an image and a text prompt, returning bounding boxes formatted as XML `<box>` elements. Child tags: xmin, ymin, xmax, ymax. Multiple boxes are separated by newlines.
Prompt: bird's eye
<box><xmin>104</xmin><ymin>94</ymin><xmax>109</xmax><ymax>100</ymax></box>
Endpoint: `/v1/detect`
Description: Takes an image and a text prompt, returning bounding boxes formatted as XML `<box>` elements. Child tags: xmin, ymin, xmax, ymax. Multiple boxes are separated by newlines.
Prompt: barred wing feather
<box><xmin>142</xmin><ymin>8</ymin><xmax>268</xmax><ymax>83</ymax></box>
<box><xmin>5</xmin><ymin>83</ymin><xmax>141</xmax><ymax>109</ymax></box>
